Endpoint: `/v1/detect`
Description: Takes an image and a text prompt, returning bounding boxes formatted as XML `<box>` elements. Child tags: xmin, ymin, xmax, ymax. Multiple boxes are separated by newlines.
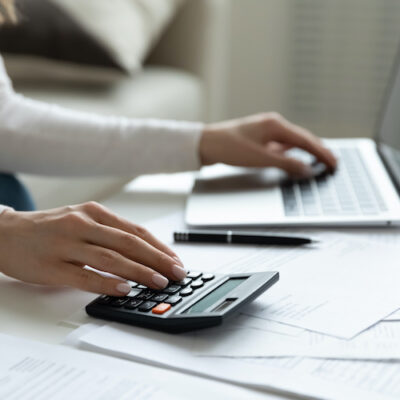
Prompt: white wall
<box><xmin>226</xmin><ymin>0</ymin><xmax>289</xmax><ymax>118</ymax></box>
<box><xmin>225</xmin><ymin>0</ymin><xmax>400</xmax><ymax>139</ymax></box>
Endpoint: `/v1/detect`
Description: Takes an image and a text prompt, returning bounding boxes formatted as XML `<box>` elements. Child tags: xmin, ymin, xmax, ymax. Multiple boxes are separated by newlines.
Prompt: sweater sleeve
<box><xmin>0</xmin><ymin>205</ymin><xmax>12</xmax><ymax>215</ymax></box>
<box><xmin>0</xmin><ymin>56</ymin><xmax>203</xmax><ymax>177</ymax></box>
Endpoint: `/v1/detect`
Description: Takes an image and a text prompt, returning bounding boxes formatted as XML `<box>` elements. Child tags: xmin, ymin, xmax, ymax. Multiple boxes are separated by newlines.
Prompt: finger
<box><xmin>262</xmin><ymin>150</ymin><xmax>312</xmax><ymax>177</ymax></box>
<box><xmin>268</xmin><ymin>118</ymin><xmax>337</xmax><ymax>170</ymax></box>
<box><xmin>79</xmin><ymin>202</ymin><xmax>183</xmax><ymax>265</ymax></box>
<box><xmin>79</xmin><ymin>222</ymin><xmax>186</xmax><ymax>281</ymax></box>
<box><xmin>265</xmin><ymin>142</ymin><xmax>293</xmax><ymax>154</ymax></box>
<box><xmin>221</xmin><ymin>137</ymin><xmax>311</xmax><ymax>176</ymax></box>
<box><xmin>52</xmin><ymin>262</ymin><xmax>133</xmax><ymax>296</ymax></box>
<box><xmin>65</xmin><ymin>244</ymin><xmax>171</xmax><ymax>289</ymax></box>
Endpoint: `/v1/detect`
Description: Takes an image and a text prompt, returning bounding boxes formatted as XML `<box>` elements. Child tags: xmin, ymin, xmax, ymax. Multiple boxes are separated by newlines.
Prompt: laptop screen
<box><xmin>377</xmin><ymin>48</ymin><xmax>400</xmax><ymax>190</ymax></box>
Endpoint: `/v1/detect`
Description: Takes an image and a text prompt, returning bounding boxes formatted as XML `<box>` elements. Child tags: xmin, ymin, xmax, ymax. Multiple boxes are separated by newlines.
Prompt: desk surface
<box><xmin>0</xmin><ymin>173</ymin><xmax>287</xmax><ymax>400</ymax></box>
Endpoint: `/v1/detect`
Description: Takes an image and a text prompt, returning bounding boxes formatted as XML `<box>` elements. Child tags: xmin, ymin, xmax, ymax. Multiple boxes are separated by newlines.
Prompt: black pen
<box><xmin>173</xmin><ymin>231</ymin><xmax>317</xmax><ymax>246</ymax></box>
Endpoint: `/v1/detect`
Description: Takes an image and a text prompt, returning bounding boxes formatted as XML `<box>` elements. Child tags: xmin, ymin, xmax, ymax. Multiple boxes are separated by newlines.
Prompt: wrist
<box><xmin>199</xmin><ymin>125</ymin><xmax>223</xmax><ymax>166</ymax></box>
<box><xmin>0</xmin><ymin>206</ymin><xmax>14</xmax><ymax>217</ymax></box>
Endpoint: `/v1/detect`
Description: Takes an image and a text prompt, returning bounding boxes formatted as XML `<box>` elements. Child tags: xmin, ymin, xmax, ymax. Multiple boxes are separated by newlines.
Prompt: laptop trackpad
<box><xmin>186</xmin><ymin>166</ymin><xmax>284</xmax><ymax>226</ymax></box>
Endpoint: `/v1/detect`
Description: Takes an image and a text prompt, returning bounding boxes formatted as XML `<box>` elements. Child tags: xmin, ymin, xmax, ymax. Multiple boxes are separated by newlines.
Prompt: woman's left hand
<box><xmin>200</xmin><ymin>112</ymin><xmax>337</xmax><ymax>177</ymax></box>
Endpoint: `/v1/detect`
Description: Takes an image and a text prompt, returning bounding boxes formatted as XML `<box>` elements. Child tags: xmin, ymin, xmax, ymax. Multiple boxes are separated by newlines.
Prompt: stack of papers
<box><xmin>64</xmin><ymin>212</ymin><xmax>400</xmax><ymax>400</ymax></box>
<box><xmin>1</xmin><ymin>333</ymin><xmax>275</xmax><ymax>400</ymax></box>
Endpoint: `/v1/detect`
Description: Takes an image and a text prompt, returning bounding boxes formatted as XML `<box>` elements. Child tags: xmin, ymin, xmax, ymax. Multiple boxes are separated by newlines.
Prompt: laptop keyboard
<box><xmin>281</xmin><ymin>147</ymin><xmax>388</xmax><ymax>217</ymax></box>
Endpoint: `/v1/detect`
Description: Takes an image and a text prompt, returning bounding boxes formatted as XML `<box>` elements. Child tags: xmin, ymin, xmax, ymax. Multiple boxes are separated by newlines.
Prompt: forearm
<box><xmin>0</xmin><ymin>91</ymin><xmax>203</xmax><ymax>177</ymax></box>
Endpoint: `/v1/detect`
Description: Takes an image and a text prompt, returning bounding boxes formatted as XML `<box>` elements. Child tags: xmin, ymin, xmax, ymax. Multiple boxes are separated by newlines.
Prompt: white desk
<box><xmin>0</xmin><ymin>172</ymin><xmax>288</xmax><ymax>400</ymax></box>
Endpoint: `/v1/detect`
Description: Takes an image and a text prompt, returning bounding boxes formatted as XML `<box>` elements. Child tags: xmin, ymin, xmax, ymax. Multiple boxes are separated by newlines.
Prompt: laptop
<box><xmin>185</xmin><ymin>50</ymin><xmax>400</xmax><ymax>228</ymax></box>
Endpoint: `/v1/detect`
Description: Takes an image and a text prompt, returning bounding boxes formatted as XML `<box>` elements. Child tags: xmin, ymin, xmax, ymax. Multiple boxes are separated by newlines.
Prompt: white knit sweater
<box><xmin>0</xmin><ymin>56</ymin><xmax>203</xmax><ymax>212</ymax></box>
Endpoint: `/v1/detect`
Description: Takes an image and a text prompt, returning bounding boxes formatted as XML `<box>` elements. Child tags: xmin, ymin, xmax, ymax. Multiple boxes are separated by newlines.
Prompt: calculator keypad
<box><xmin>138</xmin><ymin>301</ymin><xmax>157</xmax><ymax>312</ymax></box>
<box><xmin>165</xmin><ymin>295</ymin><xmax>182</xmax><ymax>306</ymax></box>
<box><xmin>191</xmin><ymin>280</ymin><xmax>204</xmax><ymax>289</ymax></box>
<box><xmin>163</xmin><ymin>285</ymin><xmax>181</xmax><ymax>295</ymax></box>
<box><xmin>152</xmin><ymin>293</ymin><xmax>169</xmax><ymax>302</ymax></box>
<box><xmin>180</xmin><ymin>287</ymin><xmax>193</xmax><ymax>297</ymax></box>
<box><xmin>125</xmin><ymin>299</ymin><xmax>143</xmax><ymax>309</ymax></box>
<box><xmin>97</xmin><ymin>272</ymin><xmax>216</xmax><ymax>314</ymax></box>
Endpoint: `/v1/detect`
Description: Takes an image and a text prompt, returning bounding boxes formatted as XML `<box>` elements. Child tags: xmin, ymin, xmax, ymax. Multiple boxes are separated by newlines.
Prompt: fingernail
<box><xmin>173</xmin><ymin>256</ymin><xmax>184</xmax><ymax>267</ymax></box>
<box><xmin>152</xmin><ymin>274</ymin><xmax>169</xmax><ymax>289</ymax></box>
<box><xmin>172</xmin><ymin>264</ymin><xmax>187</xmax><ymax>281</ymax></box>
<box><xmin>116</xmin><ymin>282</ymin><xmax>131</xmax><ymax>295</ymax></box>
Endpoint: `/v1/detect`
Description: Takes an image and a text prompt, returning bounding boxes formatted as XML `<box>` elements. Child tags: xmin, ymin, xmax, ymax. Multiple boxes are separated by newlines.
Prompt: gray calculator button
<box><xmin>138</xmin><ymin>301</ymin><xmax>157</xmax><ymax>312</ymax></box>
<box><xmin>111</xmin><ymin>297</ymin><xmax>129</xmax><ymax>307</ymax></box>
<box><xmin>137</xmin><ymin>285</ymin><xmax>147</xmax><ymax>290</ymax></box>
<box><xmin>165</xmin><ymin>295</ymin><xmax>182</xmax><ymax>305</ymax></box>
<box><xmin>152</xmin><ymin>293</ymin><xmax>169</xmax><ymax>302</ymax></box>
<box><xmin>191</xmin><ymin>280</ymin><xmax>204</xmax><ymax>289</ymax></box>
<box><xmin>163</xmin><ymin>285</ymin><xmax>181</xmax><ymax>295</ymax></box>
<box><xmin>187</xmin><ymin>271</ymin><xmax>202</xmax><ymax>280</ymax></box>
<box><xmin>175</xmin><ymin>278</ymin><xmax>192</xmax><ymax>287</ymax></box>
<box><xmin>128</xmin><ymin>281</ymin><xmax>138</xmax><ymax>288</ymax></box>
<box><xmin>97</xmin><ymin>295</ymin><xmax>113</xmax><ymax>305</ymax></box>
<box><xmin>202</xmin><ymin>274</ymin><xmax>215</xmax><ymax>282</ymax></box>
<box><xmin>124</xmin><ymin>299</ymin><xmax>143</xmax><ymax>310</ymax></box>
<box><xmin>137</xmin><ymin>290</ymin><xmax>154</xmax><ymax>300</ymax></box>
<box><xmin>127</xmin><ymin>288</ymin><xmax>142</xmax><ymax>297</ymax></box>
<box><xmin>180</xmin><ymin>288</ymin><xmax>193</xmax><ymax>297</ymax></box>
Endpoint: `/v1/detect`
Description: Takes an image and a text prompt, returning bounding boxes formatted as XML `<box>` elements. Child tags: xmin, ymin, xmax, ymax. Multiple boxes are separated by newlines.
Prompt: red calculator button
<box><xmin>152</xmin><ymin>303</ymin><xmax>171</xmax><ymax>315</ymax></box>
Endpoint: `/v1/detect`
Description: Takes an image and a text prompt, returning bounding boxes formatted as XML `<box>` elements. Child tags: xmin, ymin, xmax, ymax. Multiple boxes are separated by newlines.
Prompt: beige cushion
<box><xmin>3</xmin><ymin>0</ymin><xmax>186</xmax><ymax>83</ymax></box>
<box><xmin>52</xmin><ymin>0</ymin><xmax>186</xmax><ymax>72</ymax></box>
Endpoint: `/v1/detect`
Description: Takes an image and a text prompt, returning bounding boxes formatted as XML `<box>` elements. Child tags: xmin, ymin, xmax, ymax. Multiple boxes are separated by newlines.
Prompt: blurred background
<box><xmin>2</xmin><ymin>0</ymin><xmax>400</xmax><ymax>208</ymax></box>
<box><xmin>225</xmin><ymin>0</ymin><xmax>400</xmax><ymax>139</ymax></box>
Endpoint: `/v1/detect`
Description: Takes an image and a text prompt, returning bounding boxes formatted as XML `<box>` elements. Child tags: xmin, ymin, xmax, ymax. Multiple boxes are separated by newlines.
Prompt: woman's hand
<box><xmin>200</xmin><ymin>113</ymin><xmax>337</xmax><ymax>176</ymax></box>
<box><xmin>0</xmin><ymin>202</ymin><xmax>186</xmax><ymax>296</ymax></box>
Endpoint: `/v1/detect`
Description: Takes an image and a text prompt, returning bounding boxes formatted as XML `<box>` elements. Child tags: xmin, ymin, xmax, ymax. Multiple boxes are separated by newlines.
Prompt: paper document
<box><xmin>193</xmin><ymin>317</ymin><xmax>400</xmax><ymax>360</ymax></box>
<box><xmin>243</xmin><ymin>239</ymin><xmax>400</xmax><ymax>338</ymax></box>
<box><xmin>0</xmin><ymin>333</ymin><xmax>274</xmax><ymax>400</ymax></box>
<box><xmin>69</xmin><ymin>322</ymin><xmax>399</xmax><ymax>400</ymax></box>
<box><xmin>0</xmin><ymin>335</ymin><xmax>159</xmax><ymax>400</ymax></box>
<box><xmin>386</xmin><ymin>308</ymin><xmax>400</xmax><ymax>321</ymax></box>
<box><xmin>146</xmin><ymin>213</ymin><xmax>400</xmax><ymax>339</ymax></box>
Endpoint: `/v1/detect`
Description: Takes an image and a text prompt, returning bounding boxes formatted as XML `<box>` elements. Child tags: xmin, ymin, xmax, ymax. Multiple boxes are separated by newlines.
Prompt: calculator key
<box><xmin>191</xmin><ymin>280</ymin><xmax>204</xmax><ymax>289</ymax></box>
<box><xmin>187</xmin><ymin>271</ymin><xmax>202</xmax><ymax>280</ymax></box>
<box><xmin>151</xmin><ymin>293</ymin><xmax>169</xmax><ymax>303</ymax></box>
<box><xmin>180</xmin><ymin>287</ymin><xmax>193</xmax><ymax>297</ymax></box>
<box><xmin>111</xmin><ymin>297</ymin><xmax>129</xmax><ymax>307</ymax></box>
<box><xmin>124</xmin><ymin>299</ymin><xmax>143</xmax><ymax>310</ymax></box>
<box><xmin>152</xmin><ymin>303</ymin><xmax>172</xmax><ymax>315</ymax></box>
<box><xmin>128</xmin><ymin>281</ymin><xmax>138</xmax><ymax>288</ymax></box>
<box><xmin>202</xmin><ymin>274</ymin><xmax>215</xmax><ymax>282</ymax></box>
<box><xmin>127</xmin><ymin>288</ymin><xmax>142</xmax><ymax>297</ymax></box>
<box><xmin>137</xmin><ymin>290</ymin><xmax>154</xmax><ymax>300</ymax></box>
<box><xmin>137</xmin><ymin>285</ymin><xmax>147</xmax><ymax>290</ymax></box>
<box><xmin>163</xmin><ymin>285</ymin><xmax>181</xmax><ymax>295</ymax></box>
<box><xmin>175</xmin><ymin>278</ymin><xmax>192</xmax><ymax>287</ymax></box>
<box><xmin>97</xmin><ymin>295</ymin><xmax>113</xmax><ymax>305</ymax></box>
<box><xmin>165</xmin><ymin>295</ymin><xmax>182</xmax><ymax>306</ymax></box>
<box><xmin>138</xmin><ymin>301</ymin><xmax>157</xmax><ymax>312</ymax></box>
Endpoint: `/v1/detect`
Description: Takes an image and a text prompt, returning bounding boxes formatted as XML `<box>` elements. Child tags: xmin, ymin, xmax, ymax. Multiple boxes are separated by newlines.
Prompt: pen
<box><xmin>173</xmin><ymin>231</ymin><xmax>317</xmax><ymax>246</ymax></box>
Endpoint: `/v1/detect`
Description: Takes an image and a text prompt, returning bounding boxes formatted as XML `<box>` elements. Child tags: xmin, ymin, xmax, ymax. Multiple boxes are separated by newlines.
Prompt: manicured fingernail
<box><xmin>172</xmin><ymin>265</ymin><xmax>187</xmax><ymax>280</ymax></box>
<box><xmin>152</xmin><ymin>274</ymin><xmax>169</xmax><ymax>289</ymax></box>
<box><xmin>116</xmin><ymin>282</ymin><xmax>131</xmax><ymax>295</ymax></box>
<box><xmin>173</xmin><ymin>256</ymin><xmax>184</xmax><ymax>267</ymax></box>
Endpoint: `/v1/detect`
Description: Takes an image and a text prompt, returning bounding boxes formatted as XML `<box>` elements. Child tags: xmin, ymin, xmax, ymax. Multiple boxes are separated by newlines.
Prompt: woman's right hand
<box><xmin>0</xmin><ymin>202</ymin><xmax>186</xmax><ymax>296</ymax></box>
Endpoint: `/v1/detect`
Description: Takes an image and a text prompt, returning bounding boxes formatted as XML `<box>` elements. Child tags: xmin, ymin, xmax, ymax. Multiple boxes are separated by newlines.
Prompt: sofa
<box><xmin>7</xmin><ymin>0</ymin><xmax>231</xmax><ymax>210</ymax></box>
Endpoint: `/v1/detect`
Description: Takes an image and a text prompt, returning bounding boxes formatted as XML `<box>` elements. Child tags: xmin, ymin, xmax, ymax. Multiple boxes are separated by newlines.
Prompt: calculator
<box><xmin>86</xmin><ymin>271</ymin><xmax>279</xmax><ymax>333</ymax></box>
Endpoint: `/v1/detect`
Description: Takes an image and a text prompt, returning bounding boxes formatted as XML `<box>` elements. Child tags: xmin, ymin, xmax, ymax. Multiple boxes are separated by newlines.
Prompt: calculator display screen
<box><xmin>184</xmin><ymin>278</ymin><xmax>246</xmax><ymax>314</ymax></box>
